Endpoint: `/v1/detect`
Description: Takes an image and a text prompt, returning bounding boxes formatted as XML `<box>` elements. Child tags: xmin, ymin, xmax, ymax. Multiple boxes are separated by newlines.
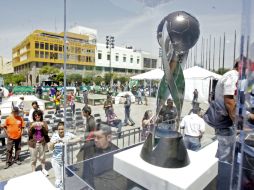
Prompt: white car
<box><xmin>0</xmin><ymin>95</ymin><xmax>45</xmax><ymax>116</ymax></box>
<box><xmin>113</xmin><ymin>91</ymin><xmax>136</xmax><ymax>104</ymax></box>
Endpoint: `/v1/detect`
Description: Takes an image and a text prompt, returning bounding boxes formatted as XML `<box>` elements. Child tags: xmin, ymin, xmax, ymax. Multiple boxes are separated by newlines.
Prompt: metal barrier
<box><xmin>66</xmin><ymin>126</ymin><xmax>142</xmax><ymax>165</ymax></box>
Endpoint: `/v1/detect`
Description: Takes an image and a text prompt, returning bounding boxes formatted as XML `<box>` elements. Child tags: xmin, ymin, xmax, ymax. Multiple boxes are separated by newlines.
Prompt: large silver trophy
<box><xmin>140</xmin><ymin>11</ymin><xmax>200</xmax><ymax>168</ymax></box>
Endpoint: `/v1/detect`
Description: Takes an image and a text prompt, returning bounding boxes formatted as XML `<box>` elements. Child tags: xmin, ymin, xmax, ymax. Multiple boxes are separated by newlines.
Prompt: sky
<box><xmin>0</xmin><ymin>0</ymin><xmax>253</xmax><ymax>69</ymax></box>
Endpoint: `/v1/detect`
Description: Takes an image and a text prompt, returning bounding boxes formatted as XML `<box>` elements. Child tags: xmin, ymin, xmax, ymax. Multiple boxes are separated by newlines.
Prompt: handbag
<box><xmin>203</xmin><ymin>100</ymin><xmax>233</xmax><ymax>129</ymax></box>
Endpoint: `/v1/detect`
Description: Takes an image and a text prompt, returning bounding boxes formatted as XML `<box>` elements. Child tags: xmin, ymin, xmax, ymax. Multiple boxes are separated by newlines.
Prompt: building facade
<box><xmin>12</xmin><ymin>30</ymin><xmax>96</xmax><ymax>85</ymax></box>
<box><xmin>12</xmin><ymin>27</ymin><xmax>160</xmax><ymax>85</ymax></box>
<box><xmin>0</xmin><ymin>56</ymin><xmax>14</xmax><ymax>75</ymax></box>
<box><xmin>95</xmin><ymin>43</ymin><xmax>160</xmax><ymax>75</ymax></box>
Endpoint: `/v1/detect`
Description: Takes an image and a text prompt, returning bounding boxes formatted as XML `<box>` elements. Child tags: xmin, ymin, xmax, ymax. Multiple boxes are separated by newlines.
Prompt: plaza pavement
<box><xmin>0</xmin><ymin>95</ymin><xmax>215</xmax><ymax>187</ymax></box>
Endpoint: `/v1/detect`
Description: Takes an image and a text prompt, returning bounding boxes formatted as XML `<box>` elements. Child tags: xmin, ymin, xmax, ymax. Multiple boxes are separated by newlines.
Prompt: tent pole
<box><xmin>150</xmin><ymin>80</ymin><xmax>152</xmax><ymax>96</ymax></box>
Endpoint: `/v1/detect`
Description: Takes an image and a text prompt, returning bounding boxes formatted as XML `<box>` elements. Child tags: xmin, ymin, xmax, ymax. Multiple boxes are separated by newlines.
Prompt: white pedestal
<box><xmin>114</xmin><ymin>141</ymin><xmax>218</xmax><ymax>190</ymax></box>
<box><xmin>4</xmin><ymin>171</ymin><xmax>55</xmax><ymax>190</ymax></box>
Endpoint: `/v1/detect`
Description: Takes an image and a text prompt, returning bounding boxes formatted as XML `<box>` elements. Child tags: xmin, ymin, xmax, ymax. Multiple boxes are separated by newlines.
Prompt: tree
<box><xmin>39</xmin><ymin>66</ymin><xmax>60</xmax><ymax>77</ymax></box>
<box><xmin>93</xmin><ymin>76</ymin><xmax>104</xmax><ymax>85</ymax></box>
<box><xmin>67</xmin><ymin>73</ymin><xmax>82</xmax><ymax>86</ymax></box>
<box><xmin>117</xmin><ymin>76</ymin><xmax>129</xmax><ymax>85</ymax></box>
<box><xmin>53</xmin><ymin>72</ymin><xmax>64</xmax><ymax>83</ymax></box>
<box><xmin>3</xmin><ymin>73</ymin><xmax>26</xmax><ymax>85</ymax></box>
<box><xmin>104</xmin><ymin>73</ymin><xmax>116</xmax><ymax>85</ymax></box>
<box><xmin>82</xmin><ymin>76</ymin><xmax>93</xmax><ymax>85</ymax></box>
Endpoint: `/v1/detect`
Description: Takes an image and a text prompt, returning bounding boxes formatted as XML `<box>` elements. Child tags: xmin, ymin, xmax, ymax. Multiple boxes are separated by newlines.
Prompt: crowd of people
<box><xmin>1</xmin><ymin>58</ymin><xmax>253</xmax><ymax>190</ymax></box>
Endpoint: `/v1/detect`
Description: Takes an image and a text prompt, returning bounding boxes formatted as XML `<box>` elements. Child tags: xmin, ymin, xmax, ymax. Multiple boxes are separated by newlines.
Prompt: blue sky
<box><xmin>0</xmin><ymin>0</ymin><xmax>253</xmax><ymax>69</ymax></box>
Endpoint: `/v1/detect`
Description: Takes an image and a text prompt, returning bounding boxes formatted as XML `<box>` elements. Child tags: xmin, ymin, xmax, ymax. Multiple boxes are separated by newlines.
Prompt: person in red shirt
<box><xmin>1</xmin><ymin>107</ymin><xmax>25</xmax><ymax>169</ymax></box>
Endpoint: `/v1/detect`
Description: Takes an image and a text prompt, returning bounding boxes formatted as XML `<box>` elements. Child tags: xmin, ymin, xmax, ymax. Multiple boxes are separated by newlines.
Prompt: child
<box><xmin>49</xmin><ymin>122</ymin><xmax>77</xmax><ymax>189</ymax></box>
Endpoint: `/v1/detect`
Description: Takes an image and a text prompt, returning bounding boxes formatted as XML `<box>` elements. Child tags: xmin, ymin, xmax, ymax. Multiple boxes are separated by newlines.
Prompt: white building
<box><xmin>95</xmin><ymin>43</ymin><xmax>160</xmax><ymax>76</ymax></box>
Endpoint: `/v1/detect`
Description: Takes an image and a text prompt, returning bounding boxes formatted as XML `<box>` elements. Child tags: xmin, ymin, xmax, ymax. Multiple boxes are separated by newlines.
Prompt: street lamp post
<box><xmin>106</xmin><ymin>35</ymin><xmax>114</xmax><ymax>87</ymax></box>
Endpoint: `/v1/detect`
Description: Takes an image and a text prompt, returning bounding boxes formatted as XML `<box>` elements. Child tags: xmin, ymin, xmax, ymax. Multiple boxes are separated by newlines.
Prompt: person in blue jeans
<box><xmin>123</xmin><ymin>94</ymin><xmax>135</xmax><ymax>126</ymax></box>
<box><xmin>180</xmin><ymin>108</ymin><xmax>205</xmax><ymax>151</ymax></box>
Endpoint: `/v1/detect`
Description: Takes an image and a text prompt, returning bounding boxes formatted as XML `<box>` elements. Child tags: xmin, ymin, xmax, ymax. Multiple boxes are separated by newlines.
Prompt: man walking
<box><xmin>123</xmin><ymin>94</ymin><xmax>135</xmax><ymax>126</ymax></box>
<box><xmin>180</xmin><ymin>108</ymin><xmax>205</xmax><ymax>151</ymax></box>
<box><xmin>1</xmin><ymin>107</ymin><xmax>25</xmax><ymax>169</ymax></box>
<box><xmin>83</xmin><ymin>89</ymin><xmax>88</xmax><ymax>106</ymax></box>
<box><xmin>0</xmin><ymin>88</ymin><xmax>4</xmax><ymax>104</ymax></box>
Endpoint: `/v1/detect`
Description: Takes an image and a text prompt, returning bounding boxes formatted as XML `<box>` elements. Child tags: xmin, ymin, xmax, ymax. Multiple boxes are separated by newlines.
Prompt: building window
<box><xmin>59</xmin><ymin>45</ymin><xmax>63</xmax><ymax>52</ymax></box>
<box><xmin>50</xmin><ymin>52</ymin><xmax>54</xmax><ymax>59</ymax></box>
<box><xmin>115</xmin><ymin>55</ymin><xmax>119</xmax><ymax>62</ymax></box>
<box><xmin>107</xmin><ymin>54</ymin><xmax>110</xmax><ymax>60</ymax></box>
<box><xmin>77</xmin><ymin>65</ymin><xmax>83</xmax><ymax>70</ymax></box>
<box><xmin>143</xmin><ymin>58</ymin><xmax>151</xmax><ymax>68</ymax></box>
<box><xmin>40</xmin><ymin>51</ymin><xmax>44</xmax><ymax>58</ymax></box>
<box><xmin>50</xmin><ymin>44</ymin><xmax>53</xmax><ymax>51</ymax></box>
<box><xmin>137</xmin><ymin>58</ymin><xmax>140</xmax><ymax>64</ymax></box>
<box><xmin>35</xmin><ymin>51</ymin><xmax>39</xmax><ymax>58</ymax></box>
<box><xmin>123</xmin><ymin>56</ymin><xmax>126</xmax><ymax>62</ymax></box>
<box><xmin>54</xmin><ymin>44</ymin><xmax>58</xmax><ymax>51</ymax></box>
<box><xmin>35</xmin><ymin>42</ymin><xmax>39</xmax><ymax>49</ymax></box>
<box><xmin>45</xmin><ymin>52</ymin><xmax>49</xmax><ymax>59</ymax></box>
<box><xmin>105</xmin><ymin>67</ymin><xmax>110</xmax><ymax>72</ymax></box>
<box><xmin>152</xmin><ymin>59</ymin><xmax>157</xmax><ymax>68</ymax></box>
<box><xmin>45</xmin><ymin>43</ymin><xmax>49</xmax><ymax>50</ymax></box>
<box><xmin>58</xmin><ymin>53</ymin><xmax>63</xmax><ymax>60</ymax></box>
<box><xmin>98</xmin><ymin>53</ymin><xmax>102</xmax><ymax>59</ymax></box>
<box><xmin>86</xmin><ymin>66</ymin><xmax>94</xmax><ymax>70</ymax></box>
<box><xmin>96</xmin><ymin>67</ymin><xmax>102</xmax><ymax>71</ymax></box>
<box><xmin>130</xmin><ymin>57</ymin><xmax>133</xmax><ymax>63</ymax></box>
<box><xmin>40</xmin><ymin>42</ymin><xmax>44</xmax><ymax>49</ymax></box>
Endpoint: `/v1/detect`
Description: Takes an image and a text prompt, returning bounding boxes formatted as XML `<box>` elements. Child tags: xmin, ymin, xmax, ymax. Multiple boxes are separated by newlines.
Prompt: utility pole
<box><xmin>213</xmin><ymin>37</ymin><xmax>215</xmax><ymax>71</ymax></box>
<box><xmin>219</xmin><ymin>36</ymin><xmax>221</xmax><ymax>71</ymax></box>
<box><xmin>222</xmin><ymin>32</ymin><xmax>226</xmax><ymax>70</ymax></box>
<box><xmin>106</xmin><ymin>36</ymin><xmax>115</xmax><ymax>87</ymax></box>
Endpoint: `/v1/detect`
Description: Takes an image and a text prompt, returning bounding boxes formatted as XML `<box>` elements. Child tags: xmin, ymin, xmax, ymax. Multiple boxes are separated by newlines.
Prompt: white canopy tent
<box><xmin>183</xmin><ymin>66</ymin><xmax>222</xmax><ymax>102</ymax></box>
<box><xmin>130</xmin><ymin>67</ymin><xmax>221</xmax><ymax>102</ymax></box>
<box><xmin>130</xmin><ymin>69</ymin><xmax>164</xmax><ymax>80</ymax></box>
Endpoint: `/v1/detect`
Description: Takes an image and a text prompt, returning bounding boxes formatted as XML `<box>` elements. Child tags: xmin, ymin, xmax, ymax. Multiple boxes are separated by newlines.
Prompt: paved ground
<box><xmin>0</xmin><ymin>95</ymin><xmax>215</xmax><ymax>188</ymax></box>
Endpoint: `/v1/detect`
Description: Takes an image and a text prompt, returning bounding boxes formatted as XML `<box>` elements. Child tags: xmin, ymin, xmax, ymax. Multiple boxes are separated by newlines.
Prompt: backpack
<box><xmin>203</xmin><ymin>101</ymin><xmax>233</xmax><ymax>129</ymax></box>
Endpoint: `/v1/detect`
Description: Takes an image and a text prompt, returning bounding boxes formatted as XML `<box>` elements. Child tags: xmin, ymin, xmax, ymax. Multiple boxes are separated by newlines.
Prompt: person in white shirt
<box><xmin>28</xmin><ymin>101</ymin><xmax>40</xmax><ymax>122</ymax></box>
<box><xmin>16</xmin><ymin>96</ymin><xmax>25</xmax><ymax>117</ymax></box>
<box><xmin>180</xmin><ymin>108</ymin><xmax>205</xmax><ymax>151</ymax></box>
<box><xmin>214</xmin><ymin>61</ymin><xmax>239</xmax><ymax>163</ymax></box>
<box><xmin>48</xmin><ymin>122</ymin><xmax>78</xmax><ymax>189</ymax></box>
<box><xmin>16</xmin><ymin>96</ymin><xmax>24</xmax><ymax>111</ymax></box>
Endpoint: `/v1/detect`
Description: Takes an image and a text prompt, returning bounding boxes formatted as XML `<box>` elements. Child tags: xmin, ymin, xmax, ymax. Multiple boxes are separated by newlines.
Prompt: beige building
<box><xmin>0</xmin><ymin>56</ymin><xmax>14</xmax><ymax>75</ymax></box>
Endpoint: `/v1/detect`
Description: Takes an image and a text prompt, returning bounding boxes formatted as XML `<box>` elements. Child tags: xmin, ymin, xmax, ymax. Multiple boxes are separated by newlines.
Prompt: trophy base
<box><xmin>140</xmin><ymin>129</ymin><xmax>190</xmax><ymax>168</ymax></box>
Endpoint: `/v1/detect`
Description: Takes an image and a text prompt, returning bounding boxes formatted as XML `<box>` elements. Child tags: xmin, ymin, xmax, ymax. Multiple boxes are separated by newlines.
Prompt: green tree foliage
<box><xmin>39</xmin><ymin>65</ymin><xmax>60</xmax><ymax>76</ymax></box>
<box><xmin>53</xmin><ymin>72</ymin><xmax>64</xmax><ymax>83</ymax></box>
<box><xmin>82</xmin><ymin>76</ymin><xmax>93</xmax><ymax>85</ymax></box>
<box><xmin>117</xmin><ymin>76</ymin><xmax>129</xmax><ymax>84</ymax></box>
<box><xmin>104</xmin><ymin>73</ymin><xmax>115</xmax><ymax>85</ymax></box>
<box><xmin>3</xmin><ymin>73</ymin><xmax>26</xmax><ymax>85</ymax></box>
<box><xmin>67</xmin><ymin>73</ymin><xmax>82</xmax><ymax>85</ymax></box>
<box><xmin>93</xmin><ymin>76</ymin><xmax>104</xmax><ymax>85</ymax></box>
